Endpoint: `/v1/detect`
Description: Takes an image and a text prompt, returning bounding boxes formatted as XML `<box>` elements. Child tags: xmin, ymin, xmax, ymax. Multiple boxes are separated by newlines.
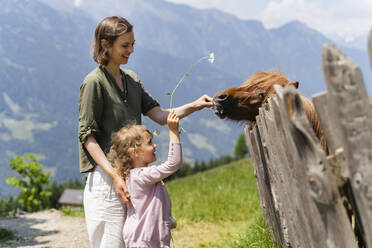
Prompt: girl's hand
<box><xmin>167</xmin><ymin>110</ymin><xmax>179</xmax><ymax>133</ymax></box>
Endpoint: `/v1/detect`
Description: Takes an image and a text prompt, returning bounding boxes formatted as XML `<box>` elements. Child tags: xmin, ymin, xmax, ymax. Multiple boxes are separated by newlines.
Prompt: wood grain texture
<box><xmin>322</xmin><ymin>43</ymin><xmax>372</xmax><ymax>247</ymax></box>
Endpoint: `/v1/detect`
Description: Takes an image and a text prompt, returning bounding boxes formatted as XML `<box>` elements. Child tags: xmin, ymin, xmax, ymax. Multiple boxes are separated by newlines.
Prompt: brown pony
<box><xmin>213</xmin><ymin>71</ymin><xmax>327</xmax><ymax>153</ymax></box>
<box><xmin>213</xmin><ymin>70</ymin><xmax>369</xmax><ymax>245</ymax></box>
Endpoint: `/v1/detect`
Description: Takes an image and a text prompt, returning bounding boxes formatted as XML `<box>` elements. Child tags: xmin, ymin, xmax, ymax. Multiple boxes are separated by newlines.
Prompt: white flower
<box><xmin>208</xmin><ymin>52</ymin><xmax>215</xmax><ymax>63</ymax></box>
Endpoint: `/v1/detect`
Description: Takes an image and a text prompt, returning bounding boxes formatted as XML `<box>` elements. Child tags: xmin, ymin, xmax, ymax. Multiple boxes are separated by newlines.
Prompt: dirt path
<box><xmin>0</xmin><ymin>209</ymin><xmax>89</xmax><ymax>248</ymax></box>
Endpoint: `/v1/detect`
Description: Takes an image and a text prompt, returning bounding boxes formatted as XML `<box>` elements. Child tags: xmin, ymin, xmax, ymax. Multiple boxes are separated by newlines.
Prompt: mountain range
<box><xmin>1</xmin><ymin>0</ymin><xmax>371</xmax><ymax>197</ymax></box>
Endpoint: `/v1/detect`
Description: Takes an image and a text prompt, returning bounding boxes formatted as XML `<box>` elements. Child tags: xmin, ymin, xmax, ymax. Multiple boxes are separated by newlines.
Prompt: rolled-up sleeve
<box><xmin>78</xmin><ymin>79</ymin><xmax>103</xmax><ymax>144</ymax></box>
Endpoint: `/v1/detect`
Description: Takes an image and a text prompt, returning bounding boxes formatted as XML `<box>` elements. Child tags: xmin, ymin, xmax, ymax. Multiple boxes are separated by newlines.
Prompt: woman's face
<box><xmin>108</xmin><ymin>31</ymin><xmax>135</xmax><ymax>66</ymax></box>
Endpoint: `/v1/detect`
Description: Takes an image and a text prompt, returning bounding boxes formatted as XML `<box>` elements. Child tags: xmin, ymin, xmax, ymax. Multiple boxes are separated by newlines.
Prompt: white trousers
<box><xmin>84</xmin><ymin>166</ymin><xmax>127</xmax><ymax>248</ymax></box>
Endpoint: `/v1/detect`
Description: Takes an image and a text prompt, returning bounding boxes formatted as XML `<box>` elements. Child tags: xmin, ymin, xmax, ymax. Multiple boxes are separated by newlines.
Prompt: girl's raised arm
<box><xmin>167</xmin><ymin>110</ymin><xmax>180</xmax><ymax>144</ymax></box>
<box><xmin>134</xmin><ymin>110</ymin><xmax>182</xmax><ymax>184</ymax></box>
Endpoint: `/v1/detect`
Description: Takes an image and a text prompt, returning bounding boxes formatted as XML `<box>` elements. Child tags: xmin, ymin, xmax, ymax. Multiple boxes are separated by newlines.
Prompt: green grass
<box><xmin>0</xmin><ymin>228</ymin><xmax>15</xmax><ymax>244</ymax></box>
<box><xmin>230</xmin><ymin>216</ymin><xmax>276</xmax><ymax>248</ymax></box>
<box><xmin>167</xmin><ymin>158</ymin><xmax>276</xmax><ymax>247</ymax></box>
<box><xmin>59</xmin><ymin>206</ymin><xmax>85</xmax><ymax>217</ymax></box>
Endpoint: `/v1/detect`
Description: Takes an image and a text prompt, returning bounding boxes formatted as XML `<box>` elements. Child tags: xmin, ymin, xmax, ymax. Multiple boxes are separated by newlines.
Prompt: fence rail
<box><xmin>245</xmin><ymin>30</ymin><xmax>372</xmax><ymax>247</ymax></box>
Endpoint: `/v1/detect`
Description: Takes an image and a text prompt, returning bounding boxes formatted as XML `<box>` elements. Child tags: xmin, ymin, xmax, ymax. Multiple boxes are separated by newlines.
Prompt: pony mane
<box><xmin>241</xmin><ymin>71</ymin><xmax>295</xmax><ymax>102</ymax></box>
<box><xmin>244</xmin><ymin>70</ymin><xmax>327</xmax><ymax>153</ymax></box>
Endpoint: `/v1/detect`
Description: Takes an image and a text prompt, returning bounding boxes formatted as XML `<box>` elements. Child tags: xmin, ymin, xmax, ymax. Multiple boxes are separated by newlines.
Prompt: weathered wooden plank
<box><xmin>322</xmin><ymin>44</ymin><xmax>372</xmax><ymax>247</ymax></box>
<box><xmin>256</xmin><ymin>113</ymin><xmax>286</xmax><ymax>246</ymax></box>
<box><xmin>312</xmin><ymin>92</ymin><xmax>350</xmax><ymax>185</ymax></box>
<box><xmin>275</xmin><ymin>85</ymin><xmax>357</xmax><ymax>247</ymax></box>
<box><xmin>261</xmin><ymin>98</ymin><xmax>307</xmax><ymax>247</ymax></box>
<box><xmin>312</xmin><ymin>92</ymin><xmax>341</xmax><ymax>154</ymax></box>
<box><xmin>270</xmin><ymin>96</ymin><xmax>316</xmax><ymax>248</ymax></box>
<box><xmin>244</xmin><ymin>123</ymin><xmax>269</xmax><ymax>221</ymax></box>
<box><xmin>274</xmin><ymin>85</ymin><xmax>325</xmax><ymax>247</ymax></box>
<box><xmin>244</xmin><ymin>123</ymin><xmax>282</xmax><ymax>246</ymax></box>
<box><xmin>257</xmin><ymin>104</ymin><xmax>292</xmax><ymax>246</ymax></box>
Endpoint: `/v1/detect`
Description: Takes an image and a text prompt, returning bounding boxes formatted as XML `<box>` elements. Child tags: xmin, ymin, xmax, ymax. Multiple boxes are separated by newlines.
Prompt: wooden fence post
<box><xmin>322</xmin><ymin>44</ymin><xmax>372</xmax><ymax>247</ymax></box>
<box><xmin>275</xmin><ymin>85</ymin><xmax>357</xmax><ymax>247</ymax></box>
<box><xmin>256</xmin><ymin>101</ymin><xmax>296</xmax><ymax>246</ymax></box>
<box><xmin>244</xmin><ymin>37</ymin><xmax>372</xmax><ymax>247</ymax></box>
<box><xmin>245</xmin><ymin>84</ymin><xmax>358</xmax><ymax>247</ymax></box>
<box><xmin>245</xmin><ymin>123</ymin><xmax>283</xmax><ymax>246</ymax></box>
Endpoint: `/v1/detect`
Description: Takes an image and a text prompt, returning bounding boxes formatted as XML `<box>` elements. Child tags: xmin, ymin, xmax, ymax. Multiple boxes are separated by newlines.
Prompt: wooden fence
<box><xmin>244</xmin><ymin>30</ymin><xmax>372</xmax><ymax>247</ymax></box>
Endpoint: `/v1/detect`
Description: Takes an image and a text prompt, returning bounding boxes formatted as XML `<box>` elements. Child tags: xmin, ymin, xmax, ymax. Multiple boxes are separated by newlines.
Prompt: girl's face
<box><xmin>108</xmin><ymin>31</ymin><xmax>135</xmax><ymax>66</ymax></box>
<box><xmin>134</xmin><ymin>132</ymin><xmax>157</xmax><ymax>166</ymax></box>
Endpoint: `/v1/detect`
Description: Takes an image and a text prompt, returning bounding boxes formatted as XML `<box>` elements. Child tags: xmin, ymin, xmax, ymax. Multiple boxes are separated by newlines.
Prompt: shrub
<box><xmin>0</xmin><ymin>228</ymin><xmax>14</xmax><ymax>243</ymax></box>
<box><xmin>6</xmin><ymin>154</ymin><xmax>52</xmax><ymax>212</ymax></box>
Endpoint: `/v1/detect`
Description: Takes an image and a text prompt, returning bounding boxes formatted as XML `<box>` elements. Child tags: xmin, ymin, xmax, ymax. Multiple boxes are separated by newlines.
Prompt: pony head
<box><xmin>213</xmin><ymin>71</ymin><xmax>298</xmax><ymax>121</ymax></box>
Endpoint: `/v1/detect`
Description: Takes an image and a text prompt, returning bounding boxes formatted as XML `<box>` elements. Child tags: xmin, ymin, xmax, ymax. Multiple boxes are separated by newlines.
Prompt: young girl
<box><xmin>109</xmin><ymin>110</ymin><xmax>182</xmax><ymax>248</ymax></box>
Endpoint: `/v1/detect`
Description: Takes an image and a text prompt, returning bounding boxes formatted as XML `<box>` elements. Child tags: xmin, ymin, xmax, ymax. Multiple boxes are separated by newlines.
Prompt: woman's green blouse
<box><xmin>78</xmin><ymin>65</ymin><xmax>160</xmax><ymax>173</ymax></box>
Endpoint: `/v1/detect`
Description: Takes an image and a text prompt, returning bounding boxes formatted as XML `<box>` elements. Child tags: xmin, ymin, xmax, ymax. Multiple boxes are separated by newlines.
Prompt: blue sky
<box><xmin>165</xmin><ymin>0</ymin><xmax>372</xmax><ymax>42</ymax></box>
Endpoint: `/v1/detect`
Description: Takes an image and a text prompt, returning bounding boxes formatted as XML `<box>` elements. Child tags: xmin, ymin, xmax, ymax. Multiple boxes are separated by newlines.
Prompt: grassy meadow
<box><xmin>167</xmin><ymin>158</ymin><xmax>275</xmax><ymax>247</ymax></box>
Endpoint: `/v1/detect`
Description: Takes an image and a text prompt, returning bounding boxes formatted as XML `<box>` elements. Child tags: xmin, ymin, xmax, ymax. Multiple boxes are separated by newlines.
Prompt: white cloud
<box><xmin>0</xmin><ymin>112</ymin><xmax>58</xmax><ymax>142</ymax></box>
<box><xmin>260</xmin><ymin>0</ymin><xmax>372</xmax><ymax>40</ymax></box>
<box><xmin>166</xmin><ymin>0</ymin><xmax>372</xmax><ymax>41</ymax></box>
<box><xmin>165</xmin><ymin>0</ymin><xmax>215</xmax><ymax>9</ymax></box>
<box><xmin>200</xmin><ymin>118</ymin><xmax>231</xmax><ymax>134</ymax></box>
<box><xmin>186</xmin><ymin>133</ymin><xmax>217</xmax><ymax>156</ymax></box>
<box><xmin>164</xmin><ymin>0</ymin><xmax>266</xmax><ymax>19</ymax></box>
<box><xmin>3</xmin><ymin>93</ymin><xmax>20</xmax><ymax>114</ymax></box>
<box><xmin>74</xmin><ymin>0</ymin><xmax>83</xmax><ymax>7</ymax></box>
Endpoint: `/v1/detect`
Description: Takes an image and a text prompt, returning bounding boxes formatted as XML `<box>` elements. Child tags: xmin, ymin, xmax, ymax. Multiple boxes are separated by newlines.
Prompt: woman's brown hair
<box><xmin>107</xmin><ymin>125</ymin><xmax>153</xmax><ymax>180</ymax></box>
<box><xmin>92</xmin><ymin>16</ymin><xmax>133</xmax><ymax>66</ymax></box>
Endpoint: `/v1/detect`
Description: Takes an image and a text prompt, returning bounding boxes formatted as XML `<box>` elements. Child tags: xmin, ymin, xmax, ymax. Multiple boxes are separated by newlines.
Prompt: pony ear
<box><xmin>290</xmin><ymin>81</ymin><xmax>299</xmax><ymax>89</ymax></box>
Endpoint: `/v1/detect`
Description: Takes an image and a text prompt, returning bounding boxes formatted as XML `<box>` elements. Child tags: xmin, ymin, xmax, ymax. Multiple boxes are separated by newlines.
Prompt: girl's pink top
<box><xmin>123</xmin><ymin>142</ymin><xmax>182</xmax><ymax>248</ymax></box>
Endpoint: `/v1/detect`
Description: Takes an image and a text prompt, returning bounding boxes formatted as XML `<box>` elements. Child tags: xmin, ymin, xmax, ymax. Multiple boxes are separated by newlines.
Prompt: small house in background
<box><xmin>58</xmin><ymin>189</ymin><xmax>84</xmax><ymax>207</ymax></box>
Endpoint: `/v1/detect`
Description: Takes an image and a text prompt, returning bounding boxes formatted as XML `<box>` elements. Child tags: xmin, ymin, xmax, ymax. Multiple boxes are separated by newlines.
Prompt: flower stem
<box><xmin>169</xmin><ymin>55</ymin><xmax>209</xmax><ymax>109</ymax></box>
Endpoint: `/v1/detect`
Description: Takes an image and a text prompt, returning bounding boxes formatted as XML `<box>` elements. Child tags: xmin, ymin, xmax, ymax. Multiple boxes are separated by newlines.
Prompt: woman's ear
<box><xmin>290</xmin><ymin>81</ymin><xmax>299</xmax><ymax>88</ymax></box>
<box><xmin>100</xmin><ymin>39</ymin><xmax>109</xmax><ymax>49</ymax></box>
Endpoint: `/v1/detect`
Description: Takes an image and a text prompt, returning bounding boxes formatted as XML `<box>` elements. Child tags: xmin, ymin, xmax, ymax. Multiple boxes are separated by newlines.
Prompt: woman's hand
<box><xmin>84</xmin><ymin>136</ymin><xmax>132</xmax><ymax>206</ymax></box>
<box><xmin>193</xmin><ymin>94</ymin><xmax>213</xmax><ymax>111</ymax></box>
<box><xmin>112</xmin><ymin>175</ymin><xmax>132</xmax><ymax>206</ymax></box>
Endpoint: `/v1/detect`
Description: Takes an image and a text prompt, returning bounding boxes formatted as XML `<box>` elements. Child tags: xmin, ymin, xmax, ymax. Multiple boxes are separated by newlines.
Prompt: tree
<box><xmin>234</xmin><ymin>133</ymin><xmax>249</xmax><ymax>159</ymax></box>
<box><xmin>192</xmin><ymin>160</ymin><xmax>201</xmax><ymax>173</ymax></box>
<box><xmin>6</xmin><ymin>154</ymin><xmax>52</xmax><ymax>212</ymax></box>
<box><xmin>200</xmin><ymin>161</ymin><xmax>207</xmax><ymax>172</ymax></box>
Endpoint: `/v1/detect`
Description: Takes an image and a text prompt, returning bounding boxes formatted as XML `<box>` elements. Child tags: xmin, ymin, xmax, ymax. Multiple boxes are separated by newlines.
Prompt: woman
<box><xmin>78</xmin><ymin>16</ymin><xmax>213</xmax><ymax>247</ymax></box>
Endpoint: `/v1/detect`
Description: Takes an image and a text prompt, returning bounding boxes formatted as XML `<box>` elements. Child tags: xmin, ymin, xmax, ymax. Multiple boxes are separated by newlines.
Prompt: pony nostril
<box><xmin>216</xmin><ymin>94</ymin><xmax>228</xmax><ymax>101</ymax></box>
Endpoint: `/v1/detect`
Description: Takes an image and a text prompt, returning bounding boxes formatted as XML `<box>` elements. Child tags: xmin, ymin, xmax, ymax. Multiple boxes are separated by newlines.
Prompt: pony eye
<box><xmin>258</xmin><ymin>92</ymin><xmax>265</xmax><ymax>99</ymax></box>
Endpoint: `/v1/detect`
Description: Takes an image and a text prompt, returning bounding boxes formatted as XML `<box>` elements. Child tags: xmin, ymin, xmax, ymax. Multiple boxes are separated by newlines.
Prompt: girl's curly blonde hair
<box><xmin>107</xmin><ymin>125</ymin><xmax>153</xmax><ymax>180</ymax></box>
